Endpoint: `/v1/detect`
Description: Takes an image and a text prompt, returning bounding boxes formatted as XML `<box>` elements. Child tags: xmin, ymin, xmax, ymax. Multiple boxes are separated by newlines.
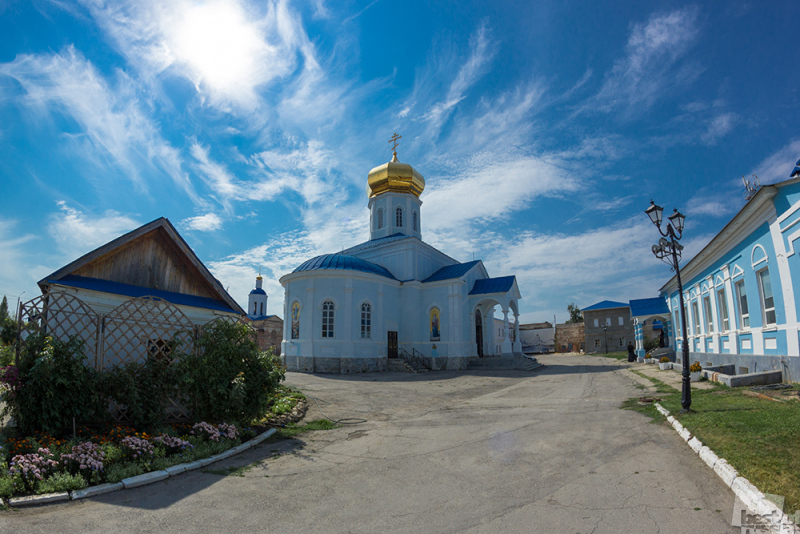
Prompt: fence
<box><xmin>15</xmin><ymin>291</ymin><xmax>240</xmax><ymax>422</ymax></box>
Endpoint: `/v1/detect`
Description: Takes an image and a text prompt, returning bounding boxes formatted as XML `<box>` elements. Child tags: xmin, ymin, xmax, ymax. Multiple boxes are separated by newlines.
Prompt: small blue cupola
<box><xmin>248</xmin><ymin>273</ymin><xmax>268</xmax><ymax>318</ymax></box>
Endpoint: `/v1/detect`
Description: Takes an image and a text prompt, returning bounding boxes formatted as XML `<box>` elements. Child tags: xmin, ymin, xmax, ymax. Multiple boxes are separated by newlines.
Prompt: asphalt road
<box><xmin>0</xmin><ymin>355</ymin><xmax>738</xmax><ymax>533</ymax></box>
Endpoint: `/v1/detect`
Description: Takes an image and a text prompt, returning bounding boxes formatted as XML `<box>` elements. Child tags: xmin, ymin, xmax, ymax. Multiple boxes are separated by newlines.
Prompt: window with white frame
<box><xmin>322</xmin><ymin>300</ymin><xmax>335</xmax><ymax>338</ymax></box>
<box><xmin>593</xmin><ymin>318</ymin><xmax>599</xmax><ymax>327</ymax></box>
<box><xmin>673</xmin><ymin>309</ymin><xmax>681</xmax><ymax>338</ymax></box>
<box><xmin>691</xmin><ymin>301</ymin><xmax>700</xmax><ymax>335</ymax></box>
<box><xmin>395</xmin><ymin>207</ymin><xmax>403</xmax><ymax>227</ymax></box>
<box><xmin>735</xmin><ymin>279</ymin><xmax>750</xmax><ymax>328</ymax></box>
<box><xmin>377</xmin><ymin>208</ymin><xmax>384</xmax><ymax>229</ymax></box>
<box><xmin>360</xmin><ymin>303</ymin><xmax>371</xmax><ymax>339</ymax></box>
<box><xmin>757</xmin><ymin>268</ymin><xmax>777</xmax><ymax>326</ymax></box>
<box><xmin>605</xmin><ymin>317</ymin><xmax>611</xmax><ymax>326</ymax></box>
<box><xmin>716</xmin><ymin>288</ymin><xmax>729</xmax><ymax>331</ymax></box>
<box><xmin>703</xmin><ymin>296</ymin><xmax>714</xmax><ymax>333</ymax></box>
<box><xmin>413</xmin><ymin>211</ymin><xmax>418</xmax><ymax>231</ymax></box>
<box><xmin>594</xmin><ymin>339</ymin><xmax>599</xmax><ymax>347</ymax></box>
<box><xmin>618</xmin><ymin>316</ymin><xmax>623</xmax><ymax>326</ymax></box>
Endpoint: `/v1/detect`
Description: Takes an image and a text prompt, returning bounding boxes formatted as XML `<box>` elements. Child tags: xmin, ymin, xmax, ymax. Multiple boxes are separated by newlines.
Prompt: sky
<box><xmin>1</xmin><ymin>0</ymin><xmax>799</xmax><ymax>324</ymax></box>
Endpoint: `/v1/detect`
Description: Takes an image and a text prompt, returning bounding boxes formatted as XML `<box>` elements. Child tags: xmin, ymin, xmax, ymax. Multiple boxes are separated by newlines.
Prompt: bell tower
<box><xmin>366</xmin><ymin>133</ymin><xmax>424</xmax><ymax>241</ymax></box>
<box><xmin>248</xmin><ymin>272</ymin><xmax>268</xmax><ymax>317</ymax></box>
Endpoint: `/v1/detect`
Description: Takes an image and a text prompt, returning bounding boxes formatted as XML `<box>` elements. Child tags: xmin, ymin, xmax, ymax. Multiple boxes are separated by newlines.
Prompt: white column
<box><xmin>724</xmin><ymin>270</ymin><xmax>739</xmax><ymax>354</ymax></box>
<box><xmin>513</xmin><ymin>311</ymin><xmax>522</xmax><ymax>354</ymax></box>
<box><xmin>501</xmin><ymin>308</ymin><xmax>512</xmax><ymax>355</ymax></box>
<box><xmin>771</xmin><ymin>220</ymin><xmax>799</xmax><ymax>356</ymax></box>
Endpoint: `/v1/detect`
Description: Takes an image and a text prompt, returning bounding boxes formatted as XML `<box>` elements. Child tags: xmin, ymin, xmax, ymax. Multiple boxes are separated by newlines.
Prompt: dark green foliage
<box><xmin>0</xmin><ymin>296</ymin><xmax>8</xmax><ymax>322</ymax></box>
<box><xmin>566</xmin><ymin>302</ymin><xmax>582</xmax><ymax>324</ymax></box>
<box><xmin>0</xmin><ymin>296</ymin><xmax>16</xmax><ymax>347</ymax></box>
<box><xmin>11</xmin><ymin>334</ymin><xmax>104</xmax><ymax>435</ymax></box>
<box><xmin>36</xmin><ymin>472</ymin><xmax>87</xmax><ymax>494</ymax></box>
<box><xmin>177</xmin><ymin>321</ymin><xmax>285</xmax><ymax>425</ymax></box>
<box><xmin>99</xmin><ymin>358</ymin><xmax>179</xmax><ymax>429</ymax></box>
<box><xmin>643</xmin><ymin>335</ymin><xmax>660</xmax><ymax>352</ymax></box>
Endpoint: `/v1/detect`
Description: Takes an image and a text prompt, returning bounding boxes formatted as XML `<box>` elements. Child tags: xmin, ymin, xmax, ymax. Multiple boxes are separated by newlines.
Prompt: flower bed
<box><xmin>0</xmin><ymin>421</ymin><xmax>253</xmax><ymax>499</ymax></box>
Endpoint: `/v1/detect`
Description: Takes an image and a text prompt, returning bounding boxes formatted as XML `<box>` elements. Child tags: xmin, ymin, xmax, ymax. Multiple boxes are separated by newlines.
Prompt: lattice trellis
<box><xmin>17</xmin><ymin>291</ymin><xmax>100</xmax><ymax>367</ymax></box>
<box><xmin>102</xmin><ymin>296</ymin><xmax>196</xmax><ymax>369</ymax></box>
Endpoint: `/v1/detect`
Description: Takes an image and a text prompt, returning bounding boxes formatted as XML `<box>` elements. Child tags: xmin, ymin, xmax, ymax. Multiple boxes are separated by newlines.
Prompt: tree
<box><xmin>566</xmin><ymin>302</ymin><xmax>583</xmax><ymax>324</ymax></box>
<box><xmin>0</xmin><ymin>296</ymin><xmax>7</xmax><ymax>322</ymax></box>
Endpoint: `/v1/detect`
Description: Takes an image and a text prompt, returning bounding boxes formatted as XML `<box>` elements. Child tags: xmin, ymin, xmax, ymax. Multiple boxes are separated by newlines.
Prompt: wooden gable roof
<box><xmin>38</xmin><ymin>217</ymin><xmax>244</xmax><ymax>314</ymax></box>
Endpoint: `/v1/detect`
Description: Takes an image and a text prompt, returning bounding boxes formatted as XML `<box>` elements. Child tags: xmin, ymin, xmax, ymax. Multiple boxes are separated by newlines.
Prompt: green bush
<box><xmin>10</xmin><ymin>334</ymin><xmax>104</xmax><ymax>435</ymax></box>
<box><xmin>99</xmin><ymin>358</ymin><xmax>179</xmax><ymax>429</ymax></box>
<box><xmin>105</xmin><ymin>462</ymin><xmax>143</xmax><ymax>483</ymax></box>
<box><xmin>36</xmin><ymin>472</ymin><xmax>87</xmax><ymax>494</ymax></box>
<box><xmin>177</xmin><ymin>321</ymin><xmax>285</xmax><ymax>425</ymax></box>
<box><xmin>0</xmin><ymin>474</ymin><xmax>13</xmax><ymax>498</ymax></box>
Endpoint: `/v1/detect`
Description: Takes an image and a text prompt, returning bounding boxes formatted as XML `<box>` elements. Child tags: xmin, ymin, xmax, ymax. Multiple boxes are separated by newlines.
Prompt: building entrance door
<box><xmin>388</xmin><ymin>331</ymin><xmax>398</xmax><ymax>358</ymax></box>
<box><xmin>475</xmin><ymin>311</ymin><xmax>484</xmax><ymax>357</ymax></box>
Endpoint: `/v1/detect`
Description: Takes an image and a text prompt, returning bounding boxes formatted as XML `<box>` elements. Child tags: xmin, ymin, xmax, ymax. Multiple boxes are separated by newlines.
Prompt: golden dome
<box><xmin>367</xmin><ymin>152</ymin><xmax>425</xmax><ymax>198</ymax></box>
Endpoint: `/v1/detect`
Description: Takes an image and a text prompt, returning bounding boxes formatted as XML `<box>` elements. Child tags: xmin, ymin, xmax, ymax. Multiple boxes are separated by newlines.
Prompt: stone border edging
<box><xmin>654</xmin><ymin>403</ymin><xmax>798</xmax><ymax>531</ymax></box>
<box><xmin>5</xmin><ymin>428</ymin><xmax>277</xmax><ymax>508</ymax></box>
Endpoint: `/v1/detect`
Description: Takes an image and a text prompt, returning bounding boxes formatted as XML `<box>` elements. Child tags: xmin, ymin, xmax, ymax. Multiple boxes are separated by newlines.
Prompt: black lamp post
<box><xmin>645</xmin><ymin>200</ymin><xmax>691</xmax><ymax>412</ymax></box>
<box><xmin>601</xmin><ymin>323</ymin><xmax>608</xmax><ymax>354</ymax></box>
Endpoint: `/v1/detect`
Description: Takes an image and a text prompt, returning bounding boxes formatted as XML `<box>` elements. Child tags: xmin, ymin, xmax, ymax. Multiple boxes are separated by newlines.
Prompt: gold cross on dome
<box><xmin>389</xmin><ymin>132</ymin><xmax>402</xmax><ymax>153</ymax></box>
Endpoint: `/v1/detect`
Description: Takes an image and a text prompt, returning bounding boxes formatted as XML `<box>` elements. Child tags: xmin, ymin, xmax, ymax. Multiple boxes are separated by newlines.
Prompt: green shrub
<box><xmin>99</xmin><ymin>358</ymin><xmax>179</xmax><ymax>429</ymax></box>
<box><xmin>36</xmin><ymin>472</ymin><xmax>87</xmax><ymax>494</ymax></box>
<box><xmin>10</xmin><ymin>334</ymin><xmax>104</xmax><ymax>435</ymax></box>
<box><xmin>0</xmin><ymin>474</ymin><xmax>13</xmax><ymax>498</ymax></box>
<box><xmin>177</xmin><ymin>322</ymin><xmax>285</xmax><ymax>425</ymax></box>
<box><xmin>105</xmin><ymin>462</ymin><xmax>143</xmax><ymax>483</ymax></box>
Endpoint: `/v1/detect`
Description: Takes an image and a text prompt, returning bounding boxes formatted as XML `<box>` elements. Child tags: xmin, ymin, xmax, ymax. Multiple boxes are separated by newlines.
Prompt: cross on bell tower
<box><xmin>389</xmin><ymin>132</ymin><xmax>402</xmax><ymax>161</ymax></box>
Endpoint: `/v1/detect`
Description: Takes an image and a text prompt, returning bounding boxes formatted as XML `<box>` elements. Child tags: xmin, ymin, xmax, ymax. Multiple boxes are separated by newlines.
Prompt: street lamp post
<box><xmin>601</xmin><ymin>323</ymin><xmax>608</xmax><ymax>354</ymax></box>
<box><xmin>645</xmin><ymin>200</ymin><xmax>691</xmax><ymax>412</ymax></box>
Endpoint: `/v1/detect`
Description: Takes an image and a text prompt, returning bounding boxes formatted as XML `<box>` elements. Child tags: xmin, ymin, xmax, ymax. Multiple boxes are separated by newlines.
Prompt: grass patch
<box><xmin>268</xmin><ymin>419</ymin><xmax>338</xmax><ymax>441</ymax></box>
<box><xmin>629</xmin><ymin>369</ymin><xmax>677</xmax><ymax>394</ymax></box>
<box><xmin>587</xmin><ymin>350</ymin><xmax>628</xmax><ymax>361</ymax></box>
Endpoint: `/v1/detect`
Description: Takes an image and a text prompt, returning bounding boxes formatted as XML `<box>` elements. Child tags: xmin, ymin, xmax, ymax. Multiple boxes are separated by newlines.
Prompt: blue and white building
<box><xmin>280</xmin><ymin>149</ymin><xmax>523</xmax><ymax>373</ymax></box>
<box><xmin>660</xmin><ymin>160</ymin><xmax>800</xmax><ymax>381</ymax></box>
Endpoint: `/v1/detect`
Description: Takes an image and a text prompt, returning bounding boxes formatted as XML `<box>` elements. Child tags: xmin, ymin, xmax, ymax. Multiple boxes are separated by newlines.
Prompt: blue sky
<box><xmin>1</xmin><ymin>0</ymin><xmax>799</xmax><ymax>324</ymax></box>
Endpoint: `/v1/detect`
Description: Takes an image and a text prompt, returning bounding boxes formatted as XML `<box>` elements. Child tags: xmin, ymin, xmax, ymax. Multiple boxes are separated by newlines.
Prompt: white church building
<box><xmin>280</xmin><ymin>144</ymin><xmax>524</xmax><ymax>373</ymax></box>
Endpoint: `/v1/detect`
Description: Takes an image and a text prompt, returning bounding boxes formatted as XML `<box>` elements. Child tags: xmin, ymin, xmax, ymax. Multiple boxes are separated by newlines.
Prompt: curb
<box><xmin>654</xmin><ymin>403</ymin><xmax>798</xmax><ymax>531</ymax></box>
<box><xmin>3</xmin><ymin>428</ymin><xmax>278</xmax><ymax>507</ymax></box>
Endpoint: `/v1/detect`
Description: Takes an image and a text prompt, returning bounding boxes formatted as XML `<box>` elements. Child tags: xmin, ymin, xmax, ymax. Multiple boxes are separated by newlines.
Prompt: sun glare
<box><xmin>170</xmin><ymin>1</ymin><xmax>270</xmax><ymax>95</ymax></box>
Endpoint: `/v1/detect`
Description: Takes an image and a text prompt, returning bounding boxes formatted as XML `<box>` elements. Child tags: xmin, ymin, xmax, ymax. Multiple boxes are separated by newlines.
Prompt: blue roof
<box><xmin>469</xmin><ymin>276</ymin><xmax>516</xmax><ymax>295</ymax></box>
<box><xmin>422</xmin><ymin>260</ymin><xmax>480</xmax><ymax>283</ymax></box>
<box><xmin>51</xmin><ymin>275</ymin><xmax>238</xmax><ymax>313</ymax></box>
<box><xmin>247</xmin><ymin>314</ymin><xmax>276</xmax><ymax>321</ymax></box>
<box><xmin>582</xmin><ymin>300</ymin><xmax>628</xmax><ymax>311</ymax></box>
<box><xmin>629</xmin><ymin>297</ymin><xmax>669</xmax><ymax>317</ymax></box>
<box><xmin>249</xmin><ymin>288</ymin><xmax>266</xmax><ymax>295</ymax></box>
<box><xmin>341</xmin><ymin>233</ymin><xmax>412</xmax><ymax>255</ymax></box>
<box><xmin>292</xmin><ymin>254</ymin><xmax>397</xmax><ymax>280</ymax></box>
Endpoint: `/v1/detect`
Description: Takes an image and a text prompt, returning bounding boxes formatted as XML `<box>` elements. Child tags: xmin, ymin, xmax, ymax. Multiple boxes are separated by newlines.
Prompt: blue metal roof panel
<box><xmin>629</xmin><ymin>297</ymin><xmax>669</xmax><ymax>317</ymax></box>
<box><xmin>421</xmin><ymin>260</ymin><xmax>480</xmax><ymax>283</ymax></box>
<box><xmin>249</xmin><ymin>288</ymin><xmax>266</xmax><ymax>295</ymax></box>
<box><xmin>51</xmin><ymin>275</ymin><xmax>239</xmax><ymax>313</ymax></box>
<box><xmin>341</xmin><ymin>233</ymin><xmax>412</xmax><ymax>254</ymax></box>
<box><xmin>582</xmin><ymin>300</ymin><xmax>629</xmax><ymax>311</ymax></box>
<box><xmin>247</xmin><ymin>314</ymin><xmax>276</xmax><ymax>321</ymax></box>
<box><xmin>292</xmin><ymin>254</ymin><xmax>397</xmax><ymax>280</ymax></box>
<box><xmin>469</xmin><ymin>276</ymin><xmax>516</xmax><ymax>295</ymax></box>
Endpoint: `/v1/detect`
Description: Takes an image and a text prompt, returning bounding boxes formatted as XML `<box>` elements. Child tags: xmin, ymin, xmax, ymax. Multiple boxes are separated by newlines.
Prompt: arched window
<box><xmin>260</xmin><ymin>302</ymin><xmax>264</xmax><ymax>315</ymax></box>
<box><xmin>322</xmin><ymin>300</ymin><xmax>335</xmax><ymax>338</ymax></box>
<box><xmin>361</xmin><ymin>303</ymin><xmax>372</xmax><ymax>339</ymax></box>
<box><xmin>413</xmin><ymin>211</ymin><xmax>418</xmax><ymax>232</ymax></box>
<box><xmin>396</xmin><ymin>207</ymin><xmax>403</xmax><ymax>227</ymax></box>
<box><xmin>377</xmin><ymin>208</ymin><xmax>384</xmax><ymax>229</ymax></box>
<box><xmin>253</xmin><ymin>303</ymin><xmax>257</xmax><ymax>315</ymax></box>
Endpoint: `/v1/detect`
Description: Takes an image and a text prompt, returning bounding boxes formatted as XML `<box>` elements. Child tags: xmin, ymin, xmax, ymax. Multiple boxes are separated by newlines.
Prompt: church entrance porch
<box><xmin>388</xmin><ymin>331</ymin><xmax>398</xmax><ymax>359</ymax></box>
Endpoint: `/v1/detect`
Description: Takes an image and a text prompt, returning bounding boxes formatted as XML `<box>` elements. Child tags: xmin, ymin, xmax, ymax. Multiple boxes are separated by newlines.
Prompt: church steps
<box><xmin>467</xmin><ymin>356</ymin><xmax>544</xmax><ymax>372</ymax></box>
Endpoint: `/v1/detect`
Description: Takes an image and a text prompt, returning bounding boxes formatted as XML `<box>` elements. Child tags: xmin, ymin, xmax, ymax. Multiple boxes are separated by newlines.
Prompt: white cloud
<box><xmin>48</xmin><ymin>201</ymin><xmax>140</xmax><ymax>261</ymax></box>
<box><xmin>181</xmin><ymin>213</ymin><xmax>223</xmax><ymax>232</ymax></box>
<box><xmin>701</xmin><ymin>112</ymin><xmax>737</xmax><ymax>145</ymax></box>
<box><xmin>581</xmin><ymin>7</ymin><xmax>701</xmax><ymax>116</ymax></box>
<box><xmin>81</xmin><ymin>0</ymin><xmax>315</xmax><ymax>111</ymax></box>
<box><xmin>0</xmin><ymin>47</ymin><xmax>198</xmax><ymax>201</ymax></box>
<box><xmin>749</xmin><ymin>139</ymin><xmax>800</xmax><ymax>184</ymax></box>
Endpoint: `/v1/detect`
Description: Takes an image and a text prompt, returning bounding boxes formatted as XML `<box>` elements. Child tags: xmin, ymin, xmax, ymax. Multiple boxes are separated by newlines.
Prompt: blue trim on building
<box><xmin>421</xmin><ymin>260</ymin><xmax>480</xmax><ymax>283</ymax></box>
<box><xmin>469</xmin><ymin>276</ymin><xmax>516</xmax><ymax>295</ymax></box>
<box><xmin>51</xmin><ymin>275</ymin><xmax>238</xmax><ymax>313</ymax></box>
<box><xmin>292</xmin><ymin>254</ymin><xmax>398</xmax><ymax>280</ymax></box>
<box><xmin>629</xmin><ymin>297</ymin><xmax>669</xmax><ymax>317</ymax></box>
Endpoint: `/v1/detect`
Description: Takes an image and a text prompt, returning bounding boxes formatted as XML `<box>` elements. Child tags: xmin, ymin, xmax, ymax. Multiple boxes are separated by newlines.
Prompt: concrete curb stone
<box><xmin>165</xmin><ymin>464</ymin><xmax>188</xmax><ymax>476</ymax></box>
<box><xmin>122</xmin><ymin>470</ymin><xmax>169</xmax><ymax>489</ymax></box>
<box><xmin>655</xmin><ymin>403</ymin><xmax>798</xmax><ymax>532</ymax></box>
<box><xmin>10</xmin><ymin>492</ymin><xmax>69</xmax><ymax>506</ymax></box>
<box><xmin>71</xmin><ymin>482</ymin><xmax>123</xmax><ymax>500</ymax></box>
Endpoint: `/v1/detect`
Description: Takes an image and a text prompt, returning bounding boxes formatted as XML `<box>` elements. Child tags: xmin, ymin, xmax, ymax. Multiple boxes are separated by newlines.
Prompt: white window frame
<box><xmin>735</xmin><ymin>279</ymin><xmax>750</xmax><ymax>329</ymax></box>
<box><xmin>593</xmin><ymin>318</ymin><xmax>599</xmax><ymax>327</ymax></box>
<box><xmin>618</xmin><ymin>316</ymin><xmax>623</xmax><ymax>326</ymax></box>
<box><xmin>322</xmin><ymin>300</ymin><xmax>335</xmax><ymax>338</ymax></box>
<box><xmin>757</xmin><ymin>267</ymin><xmax>777</xmax><ymax>326</ymax></box>
<box><xmin>360</xmin><ymin>303</ymin><xmax>371</xmax><ymax>339</ymax></box>
<box><xmin>413</xmin><ymin>211</ymin><xmax>418</xmax><ymax>231</ymax></box>
<box><xmin>377</xmin><ymin>208</ymin><xmax>384</xmax><ymax>229</ymax></box>
<box><xmin>691</xmin><ymin>301</ymin><xmax>701</xmax><ymax>335</ymax></box>
<box><xmin>395</xmin><ymin>207</ymin><xmax>403</xmax><ymax>228</ymax></box>
<box><xmin>703</xmin><ymin>296</ymin><xmax>714</xmax><ymax>334</ymax></box>
<box><xmin>716</xmin><ymin>288</ymin><xmax>729</xmax><ymax>332</ymax></box>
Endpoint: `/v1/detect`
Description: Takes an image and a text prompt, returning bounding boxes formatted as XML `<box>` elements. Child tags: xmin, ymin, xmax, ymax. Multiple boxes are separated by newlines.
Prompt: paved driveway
<box><xmin>0</xmin><ymin>355</ymin><xmax>738</xmax><ymax>533</ymax></box>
